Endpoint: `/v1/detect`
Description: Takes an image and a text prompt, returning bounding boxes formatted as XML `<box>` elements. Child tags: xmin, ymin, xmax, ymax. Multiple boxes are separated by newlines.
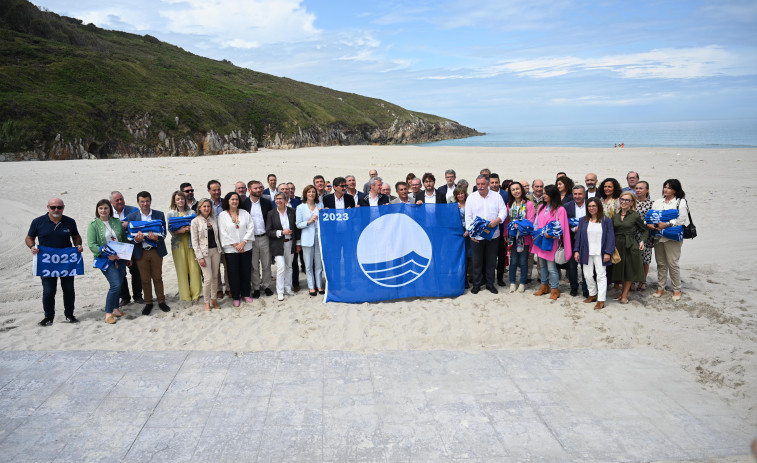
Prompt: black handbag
<box><xmin>678</xmin><ymin>199</ymin><xmax>697</xmax><ymax>239</ymax></box>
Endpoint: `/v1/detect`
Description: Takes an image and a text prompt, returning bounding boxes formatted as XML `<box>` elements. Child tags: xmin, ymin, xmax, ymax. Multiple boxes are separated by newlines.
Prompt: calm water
<box><xmin>419</xmin><ymin>119</ymin><xmax>757</xmax><ymax>148</ymax></box>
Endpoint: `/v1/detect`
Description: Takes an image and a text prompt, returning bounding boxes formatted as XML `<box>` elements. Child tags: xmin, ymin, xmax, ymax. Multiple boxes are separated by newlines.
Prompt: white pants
<box><xmin>275</xmin><ymin>240</ymin><xmax>293</xmax><ymax>295</ymax></box>
<box><xmin>583</xmin><ymin>255</ymin><xmax>607</xmax><ymax>302</ymax></box>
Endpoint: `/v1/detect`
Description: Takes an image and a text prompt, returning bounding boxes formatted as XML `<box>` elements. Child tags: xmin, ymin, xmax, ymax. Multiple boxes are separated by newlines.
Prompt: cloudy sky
<box><xmin>31</xmin><ymin>0</ymin><xmax>757</xmax><ymax>131</ymax></box>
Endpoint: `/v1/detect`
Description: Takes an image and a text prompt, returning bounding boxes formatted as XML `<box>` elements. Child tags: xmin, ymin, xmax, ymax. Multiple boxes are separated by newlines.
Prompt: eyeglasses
<box><xmin>337</xmin><ymin>184</ymin><xmax>347</xmax><ymax>188</ymax></box>
<box><xmin>49</xmin><ymin>205</ymin><xmax>64</xmax><ymax>210</ymax></box>
<box><xmin>183</xmin><ymin>189</ymin><xmax>194</xmax><ymax>193</ymax></box>
<box><xmin>619</xmin><ymin>198</ymin><xmax>632</xmax><ymax>202</ymax></box>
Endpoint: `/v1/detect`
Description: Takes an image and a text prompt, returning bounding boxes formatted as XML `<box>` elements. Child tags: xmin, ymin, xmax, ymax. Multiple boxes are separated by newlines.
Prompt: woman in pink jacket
<box><xmin>532</xmin><ymin>184</ymin><xmax>572</xmax><ymax>300</ymax></box>
<box><xmin>505</xmin><ymin>181</ymin><xmax>535</xmax><ymax>293</ymax></box>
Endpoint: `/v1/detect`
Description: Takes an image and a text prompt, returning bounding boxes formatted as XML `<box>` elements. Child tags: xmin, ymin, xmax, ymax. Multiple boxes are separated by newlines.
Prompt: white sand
<box><xmin>0</xmin><ymin>146</ymin><xmax>755</xmax><ymax>422</ymax></box>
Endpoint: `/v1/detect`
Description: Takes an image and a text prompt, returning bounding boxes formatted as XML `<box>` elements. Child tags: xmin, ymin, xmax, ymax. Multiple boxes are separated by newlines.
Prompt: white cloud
<box><xmin>551</xmin><ymin>93</ymin><xmax>679</xmax><ymax>106</ymax></box>
<box><xmin>420</xmin><ymin>46</ymin><xmax>755</xmax><ymax>80</ymax></box>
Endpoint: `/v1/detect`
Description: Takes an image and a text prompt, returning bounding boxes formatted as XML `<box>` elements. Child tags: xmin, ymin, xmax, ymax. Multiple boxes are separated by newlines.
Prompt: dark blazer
<box><xmin>561</xmin><ymin>192</ymin><xmax>574</xmax><ymax>207</ymax></box>
<box><xmin>289</xmin><ymin>196</ymin><xmax>302</xmax><ymax>210</ymax></box>
<box><xmin>563</xmin><ymin>200</ymin><xmax>586</xmax><ymax>242</ymax></box>
<box><xmin>239</xmin><ymin>196</ymin><xmax>252</xmax><ymax>213</ymax></box>
<box><xmin>126</xmin><ymin>209</ymin><xmax>168</xmax><ymax>259</ymax></box>
<box><xmin>573</xmin><ymin>216</ymin><xmax>615</xmax><ymax>266</ymax></box>
<box><xmin>437</xmin><ymin>184</ymin><xmax>456</xmax><ymax>198</ymax></box>
<box><xmin>418</xmin><ymin>189</ymin><xmax>448</xmax><ymax>204</ymax></box>
<box><xmin>358</xmin><ymin>193</ymin><xmax>389</xmax><ymax>207</ymax></box>
<box><xmin>247</xmin><ymin>197</ymin><xmax>273</xmax><ymax>227</ymax></box>
<box><xmin>266</xmin><ymin>207</ymin><xmax>299</xmax><ymax>256</ymax></box>
<box><xmin>322</xmin><ymin>193</ymin><xmax>356</xmax><ymax>209</ymax></box>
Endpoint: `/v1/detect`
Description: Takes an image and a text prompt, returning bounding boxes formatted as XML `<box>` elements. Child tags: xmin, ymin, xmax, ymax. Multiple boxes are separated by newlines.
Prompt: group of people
<box><xmin>26</xmin><ymin>169</ymin><xmax>690</xmax><ymax>325</ymax></box>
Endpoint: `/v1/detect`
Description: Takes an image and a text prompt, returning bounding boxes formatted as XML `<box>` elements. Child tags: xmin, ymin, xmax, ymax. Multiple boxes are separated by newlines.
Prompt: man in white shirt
<box><xmin>465</xmin><ymin>175</ymin><xmax>507</xmax><ymax>294</ymax></box>
<box><xmin>344</xmin><ymin>175</ymin><xmax>364</xmax><ymax>205</ymax></box>
<box><xmin>408</xmin><ymin>177</ymin><xmax>422</xmax><ymax>203</ymax></box>
<box><xmin>419</xmin><ymin>172</ymin><xmax>446</xmax><ymax>204</ymax></box>
<box><xmin>248</xmin><ymin>180</ymin><xmax>274</xmax><ymax>298</ymax></box>
<box><xmin>585</xmin><ymin>173</ymin><xmax>598</xmax><ymax>198</ymax></box>
<box><xmin>358</xmin><ymin>177</ymin><xmax>389</xmax><ymax>206</ymax></box>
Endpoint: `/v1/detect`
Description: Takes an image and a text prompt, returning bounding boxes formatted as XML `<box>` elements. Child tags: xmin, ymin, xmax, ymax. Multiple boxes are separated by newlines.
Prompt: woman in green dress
<box><xmin>610</xmin><ymin>191</ymin><xmax>649</xmax><ymax>304</ymax></box>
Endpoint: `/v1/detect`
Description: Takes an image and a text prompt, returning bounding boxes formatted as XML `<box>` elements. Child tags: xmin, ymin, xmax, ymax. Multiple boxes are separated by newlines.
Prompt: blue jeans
<box><xmin>302</xmin><ymin>230</ymin><xmax>324</xmax><ymax>290</ymax></box>
<box><xmin>41</xmin><ymin>276</ymin><xmax>75</xmax><ymax>319</ymax></box>
<box><xmin>539</xmin><ymin>257</ymin><xmax>559</xmax><ymax>289</ymax></box>
<box><xmin>101</xmin><ymin>260</ymin><xmax>127</xmax><ymax>313</ymax></box>
<box><xmin>509</xmin><ymin>245</ymin><xmax>530</xmax><ymax>285</ymax></box>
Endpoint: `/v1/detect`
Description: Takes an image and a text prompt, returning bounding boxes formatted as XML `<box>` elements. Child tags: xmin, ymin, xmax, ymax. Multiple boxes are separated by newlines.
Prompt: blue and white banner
<box><xmin>32</xmin><ymin>246</ymin><xmax>84</xmax><ymax>277</ymax></box>
<box><xmin>320</xmin><ymin>203</ymin><xmax>465</xmax><ymax>303</ymax></box>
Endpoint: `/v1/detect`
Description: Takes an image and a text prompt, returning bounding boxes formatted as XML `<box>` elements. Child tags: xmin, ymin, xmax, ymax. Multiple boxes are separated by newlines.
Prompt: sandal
<box><xmin>204</xmin><ymin>303</ymin><xmax>212</xmax><ymax>312</ymax></box>
<box><xmin>113</xmin><ymin>309</ymin><xmax>125</xmax><ymax>317</ymax></box>
<box><xmin>212</xmin><ymin>299</ymin><xmax>221</xmax><ymax>310</ymax></box>
<box><xmin>619</xmin><ymin>298</ymin><xmax>629</xmax><ymax>304</ymax></box>
<box><xmin>105</xmin><ymin>314</ymin><xmax>116</xmax><ymax>324</ymax></box>
<box><xmin>637</xmin><ymin>283</ymin><xmax>647</xmax><ymax>291</ymax></box>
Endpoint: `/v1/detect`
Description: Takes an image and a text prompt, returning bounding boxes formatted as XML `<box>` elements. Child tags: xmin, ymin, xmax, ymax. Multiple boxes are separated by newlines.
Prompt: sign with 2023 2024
<box><xmin>32</xmin><ymin>245</ymin><xmax>84</xmax><ymax>277</ymax></box>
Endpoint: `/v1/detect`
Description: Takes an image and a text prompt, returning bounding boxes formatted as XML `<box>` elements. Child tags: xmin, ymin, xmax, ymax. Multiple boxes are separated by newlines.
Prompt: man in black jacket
<box><xmin>248</xmin><ymin>180</ymin><xmax>275</xmax><ymax>297</ymax></box>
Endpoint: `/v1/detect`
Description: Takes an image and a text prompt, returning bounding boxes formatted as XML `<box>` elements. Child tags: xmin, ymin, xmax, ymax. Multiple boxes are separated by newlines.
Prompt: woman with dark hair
<box><xmin>506</xmin><ymin>181</ymin><xmax>535</xmax><ymax>293</ymax></box>
<box><xmin>167</xmin><ymin>190</ymin><xmax>202</xmax><ymax>302</ymax></box>
<box><xmin>532</xmin><ymin>185</ymin><xmax>572</xmax><ymax>300</ymax></box>
<box><xmin>191</xmin><ymin>198</ymin><xmax>222</xmax><ymax>311</ymax></box>
<box><xmin>268</xmin><ymin>192</ymin><xmax>299</xmax><ymax>301</ymax></box>
<box><xmin>455</xmin><ymin>186</ymin><xmax>471</xmax><ymax>288</ymax></box>
<box><xmin>574</xmin><ymin>198</ymin><xmax>615</xmax><ymax>310</ymax></box>
<box><xmin>610</xmin><ymin>191</ymin><xmax>649</xmax><ymax>304</ymax></box>
<box><xmin>649</xmin><ymin>179</ymin><xmax>689</xmax><ymax>301</ymax></box>
<box><xmin>87</xmin><ymin>199</ymin><xmax>129</xmax><ymax>324</ymax></box>
<box><xmin>296</xmin><ymin>185</ymin><xmax>324</xmax><ymax>296</ymax></box>
<box><xmin>598</xmin><ymin>177</ymin><xmax>622</xmax><ymax>218</ymax></box>
<box><xmin>634</xmin><ymin>181</ymin><xmax>654</xmax><ymax>291</ymax></box>
<box><xmin>556</xmin><ymin>176</ymin><xmax>575</xmax><ymax>206</ymax></box>
<box><xmin>218</xmin><ymin>191</ymin><xmax>255</xmax><ymax>307</ymax></box>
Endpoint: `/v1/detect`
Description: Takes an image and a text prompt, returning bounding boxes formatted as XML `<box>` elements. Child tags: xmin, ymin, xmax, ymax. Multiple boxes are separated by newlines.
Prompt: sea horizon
<box><xmin>418</xmin><ymin>118</ymin><xmax>757</xmax><ymax>149</ymax></box>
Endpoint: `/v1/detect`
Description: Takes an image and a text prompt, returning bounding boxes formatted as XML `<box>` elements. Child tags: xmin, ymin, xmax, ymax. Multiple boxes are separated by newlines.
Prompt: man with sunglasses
<box><xmin>26</xmin><ymin>198</ymin><xmax>83</xmax><ymax>326</ymax></box>
<box><xmin>322</xmin><ymin>177</ymin><xmax>356</xmax><ymax>209</ymax></box>
<box><xmin>180</xmin><ymin>182</ymin><xmax>198</xmax><ymax>211</ymax></box>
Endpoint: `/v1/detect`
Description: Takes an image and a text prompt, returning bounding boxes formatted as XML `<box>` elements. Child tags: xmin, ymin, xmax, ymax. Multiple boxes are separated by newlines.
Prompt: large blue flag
<box><xmin>320</xmin><ymin>203</ymin><xmax>465</xmax><ymax>303</ymax></box>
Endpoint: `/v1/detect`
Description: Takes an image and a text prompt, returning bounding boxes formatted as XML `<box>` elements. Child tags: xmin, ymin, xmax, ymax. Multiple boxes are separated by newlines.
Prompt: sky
<box><xmin>31</xmin><ymin>0</ymin><xmax>757</xmax><ymax>132</ymax></box>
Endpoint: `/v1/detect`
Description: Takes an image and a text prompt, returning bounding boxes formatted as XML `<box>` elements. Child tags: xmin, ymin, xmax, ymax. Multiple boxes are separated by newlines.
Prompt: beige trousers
<box><xmin>654</xmin><ymin>239</ymin><xmax>683</xmax><ymax>292</ymax></box>
<box><xmin>199</xmin><ymin>252</ymin><xmax>222</xmax><ymax>304</ymax></box>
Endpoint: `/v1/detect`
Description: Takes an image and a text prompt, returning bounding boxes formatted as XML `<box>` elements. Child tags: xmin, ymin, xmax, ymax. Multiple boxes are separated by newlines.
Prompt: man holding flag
<box><xmin>465</xmin><ymin>175</ymin><xmax>507</xmax><ymax>294</ymax></box>
<box><xmin>26</xmin><ymin>197</ymin><xmax>83</xmax><ymax>326</ymax></box>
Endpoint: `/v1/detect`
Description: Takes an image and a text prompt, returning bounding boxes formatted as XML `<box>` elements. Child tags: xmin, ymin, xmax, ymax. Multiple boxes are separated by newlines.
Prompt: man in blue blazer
<box><xmin>563</xmin><ymin>185</ymin><xmax>589</xmax><ymax>297</ymax></box>
<box><xmin>110</xmin><ymin>191</ymin><xmax>143</xmax><ymax>306</ymax></box>
<box><xmin>126</xmin><ymin>191</ymin><xmax>170</xmax><ymax>315</ymax></box>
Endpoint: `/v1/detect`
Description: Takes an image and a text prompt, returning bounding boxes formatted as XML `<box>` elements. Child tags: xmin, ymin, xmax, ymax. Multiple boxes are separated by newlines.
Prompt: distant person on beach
<box><xmin>623</xmin><ymin>171</ymin><xmax>639</xmax><ymax>193</ymax></box>
<box><xmin>110</xmin><ymin>190</ymin><xmax>143</xmax><ymax>306</ymax></box>
<box><xmin>127</xmin><ymin>191</ymin><xmax>170</xmax><ymax>316</ymax></box>
<box><xmin>438</xmin><ymin>169</ymin><xmax>457</xmax><ymax>203</ymax></box>
<box><xmin>27</xmin><ymin>197</ymin><xmax>83</xmax><ymax>326</ymax></box>
<box><xmin>362</xmin><ymin>169</ymin><xmax>378</xmax><ymax>194</ymax></box>
<box><xmin>584</xmin><ymin>173</ymin><xmax>599</xmax><ymax>198</ymax></box>
<box><xmin>465</xmin><ymin>174</ymin><xmax>506</xmax><ymax>294</ymax></box>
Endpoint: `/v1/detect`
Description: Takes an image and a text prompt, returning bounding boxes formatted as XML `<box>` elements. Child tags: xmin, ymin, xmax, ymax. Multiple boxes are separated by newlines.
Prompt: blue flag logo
<box><xmin>320</xmin><ymin>203</ymin><xmax>464</xmax><ymax>303</ymax></box>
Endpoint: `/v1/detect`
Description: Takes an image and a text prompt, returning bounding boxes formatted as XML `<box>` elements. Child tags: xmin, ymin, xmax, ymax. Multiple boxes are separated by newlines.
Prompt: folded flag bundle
<box><xmin>128</xmin><ymin>220</ymin><xmax>165</xmax><ymax>247</ymax></box>
<box><xmin>532</xmin><ymin>220</ymin><xmax>562</xmax><ymax>251</ymax></box>
<box><xmin>93</xmin><ymin>245</ymin><xmax>118</xmax><ymax>271</ymax></box>
<box><xmin>568</xmin><ymin>218</ymin><xmax>580</xmax><ymax>228</ymax></box>
<box><xmin>168</xmin><ymin>214</ymin><xmax>196</xmax><ymax>232</ymax></box>
<box><xmin>645</xmin><ymin>209</ymin><xmax>679</xmax><ymax>224</ymax></box>
<box><xmin>468</xmin><ymin>216</ymin><xmax>496</xmax><ymax>241</ymax></box>
<box><xmin>507</xmin><ymin>219</ymin><xmax>534</xmax><ymax>237</ymax></box>
<box><xmin>645</xmin><ymin>209</ymin><xmax>683</xmax><ymax>241</ymax></box>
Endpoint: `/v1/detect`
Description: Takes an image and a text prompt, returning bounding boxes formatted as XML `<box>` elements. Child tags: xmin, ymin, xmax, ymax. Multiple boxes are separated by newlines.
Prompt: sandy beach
<box><xmin>1</xmin><ymin>145</ymin><xmax>755</xmax><ymax>424</ymax></box>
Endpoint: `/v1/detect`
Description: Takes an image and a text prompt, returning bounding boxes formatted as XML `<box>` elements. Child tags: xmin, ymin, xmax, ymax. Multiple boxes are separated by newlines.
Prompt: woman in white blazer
<box><xmin>217</xmin><ymin>192</ymin><xmax>255</xmax><ymax>307</ymax></box>
<box><xmin>296</xmin><ymin>185</ymin><xmax>324</xmax><ymax>296</ymax></box>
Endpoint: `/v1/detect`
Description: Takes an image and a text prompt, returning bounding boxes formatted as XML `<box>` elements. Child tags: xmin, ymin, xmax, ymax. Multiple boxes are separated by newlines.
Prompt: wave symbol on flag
<box><xmin>360</xmin><ymin>252</ymin><xmax>430</xmax><ymax>287</ymax></box>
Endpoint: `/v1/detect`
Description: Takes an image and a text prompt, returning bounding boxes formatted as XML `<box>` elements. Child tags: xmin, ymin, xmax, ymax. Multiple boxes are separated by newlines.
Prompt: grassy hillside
<box><xmin>0</xmin><ymin>0</ymin><xmax>473</xmax><ymax>153</ymax></box>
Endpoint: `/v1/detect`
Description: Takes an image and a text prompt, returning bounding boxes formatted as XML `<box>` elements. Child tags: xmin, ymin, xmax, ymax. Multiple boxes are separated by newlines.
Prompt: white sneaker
<box><xmin>517</xmin><ymin>284</ymin><xmax>526</xmax><ymax>293</ymax></box>
<box><xmin>509</xmin><ymin>284</ymin><xmax>517</xmax><ymax>293</ymax></box>
<box><xmin>277</xmin><ymin>293</ymin><xmax>284</xmax><ymax>301</ymax></box>
<box><xmin>284</xmin><ymin>289</ymin><xmax>295</xmax><ymax>296</ymax></box>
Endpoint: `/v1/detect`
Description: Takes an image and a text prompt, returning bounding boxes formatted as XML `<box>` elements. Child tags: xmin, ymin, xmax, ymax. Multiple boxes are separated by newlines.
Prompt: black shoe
<box><xmin>486</xmin><ymin>285</ymin><xmax>499</xmax><ymax>294</ymax></box>
<box><xmin>134</xmin><ymin>296</ymin><xmax>145</xmax><ymax>304</ymax></box>
<box><xmin>38</xmin><ymin>317</ymin><xmax>53</xmax><ymax>327</ymax></box>
<box><xmin>264</xmin><ymin>288</ymin><xmax>274</xmax><ymax>297</ymax></box>
<box><xmin>65</xmin><ymin>316</ymin><xmax>79</xmax><ymax>324</ymax></box>
<box><xmin>471</xmin><ymin>286</ymin><xmax>480</xmax><ymax>294</ymax></box>
<box><xmin>142</xmin><ymin>304</ymin><xmax>153</xmax><ymax>316</ymax></box>
<box><xmin>159</xmin><ymin>302</ymin><xmax>171</xmax><ymax>312</ymax></box>
<box><xmin>252</xmin><ymin>290</ymin><xmax>261</xmax><ymax>299</ymax></box>
<box><xmin>119</xmin><ymin>298</ymin><xmax>131</xmax><ymax>307</ymax></box>
<box><xmin>293</xmin><ymin>286</ymin><xmax>301</xmax><ymax>293</ymax></box>
<box><xmin>497</xmin><ymin>279</ymin><xmax>506</xmax><ymax>287</ymax></box>
<box><xmin>526</xmin><ymin>278</ymin><xmax>533</xmax><ymax>284</ymax></box>
<box><xmin>318</xmin><ymin>289</ymin><xmax>325</xmax><ymax>294</ymax></box>
<box><xmin>570</xmin><ymin>288</ymin><xmax>578</xmax><ymax>297</ymax></box>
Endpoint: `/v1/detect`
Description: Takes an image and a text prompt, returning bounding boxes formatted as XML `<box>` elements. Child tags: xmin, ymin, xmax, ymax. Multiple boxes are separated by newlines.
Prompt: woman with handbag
<box><xmin>573</xmin><ymin>198</ymin><xmax>615</xmax><ymax>310</ymax></box>
<box><xmin>648</xmin><ymin>179</ymin><xmax>689</xmax><ymax>301</ymax></box>
<box><xmin>609</xmin><ymin>191</ymin><xmax>649</xmax><ymax>304</ymax></box>
<box><xmin>532</xmin><ymin>185</ymin><xmax>572</xmax><ymax>300</ymax></box>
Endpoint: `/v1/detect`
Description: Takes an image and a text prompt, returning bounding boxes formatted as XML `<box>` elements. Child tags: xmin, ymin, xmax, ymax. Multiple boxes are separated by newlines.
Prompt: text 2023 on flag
<box><xmin>32</xmin><ymin>246</ymin><xmax>84</xmax><ymax>277</ymax></box>
<box><xmin>319</xmin><ymin>203</ymin><xmax>465</xmax><ymax>303</ymax></box>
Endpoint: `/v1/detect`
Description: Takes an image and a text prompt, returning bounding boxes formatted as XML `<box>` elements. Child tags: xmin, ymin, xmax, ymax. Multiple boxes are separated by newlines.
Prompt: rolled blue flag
<box><xmin>645</xmin><ymin>209</ymin><xmax>679</xmax><ymax>224</ymax></box>
<box><xmin>468</xmin><ymin>216</ymin><xmax>495</xmax><ymax>241</ymax></box>
<box><xmin>507</xmin><ymin>219</ymin><xmax>534</xmax><ymax>237</ymax></box>
<box><xmin>168</xmin><ymin>214</ymin><xmax>196</xmax><ymax>232</ymax></box>
<box><xmin>532</xmin><ymin>220</ymin><xmax>562</xmax><ymax>251</ymax></box>
<box><xmin>93</xmin><ymin>244</ymin><xmax>118</xmax><ymax>270</ymax></box>
<box><xmin>128</xmin><ymin>220</ymin><xmax>165</xmax><ymax>247</ymax></box>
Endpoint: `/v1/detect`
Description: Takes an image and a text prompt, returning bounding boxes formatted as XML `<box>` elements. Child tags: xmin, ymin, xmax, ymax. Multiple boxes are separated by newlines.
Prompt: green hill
<box><xmin>0</xmin><ymin>0</ymin><xmax>480</xmax><ymax>160</ymax></box>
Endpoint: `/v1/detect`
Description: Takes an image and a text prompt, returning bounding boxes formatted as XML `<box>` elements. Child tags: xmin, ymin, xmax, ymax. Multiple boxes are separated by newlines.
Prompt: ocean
<box><xmin>418</xmin><ymin>119</ymin><xmax>757</xmax><ymax>149</ymax></box>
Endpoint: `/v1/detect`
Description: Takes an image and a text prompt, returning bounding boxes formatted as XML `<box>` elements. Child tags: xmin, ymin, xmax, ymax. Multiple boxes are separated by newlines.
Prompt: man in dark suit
<box><xmin>417</xmin><ymin>172</ymin><xmax>447</xmax><ymax>204</ymax></box>
<box><xmin>358</xmin><ymin>177</ymin><xmax>389</xmax><ymax>206</ymax></box>
<box><xmin>110</xmin><ymin>190</ymin><xmax>143</xmax><ymax>306</ymax></box>
<box><xmin>563</xmin><ymin>185</ymin><xmax>589</xmax><ymax>297</ymax></box>
<box><xmin>247</xmin><ymin>180</ymin><xmax>274</xmax><ymax>297</ymax></box>
<box><xmin>489</xmin><ymin>173</ymin><xmax>509</xmax><ymax>286</ymax></box>
<box><xmin>344</xmin><ymin>175</ymin><xmax>365</xmax><ymax>206</ymax></box>
<box><xmin>180</xmin><ymin>183</ymin><xmax>198</xmax><ymax>211</ymax></box>
<box><xmin>436</xmin><ymin>169</ymin><xmax>457</xmax><ymax>203</ymax></box>
<box><xmin>262</xmin><ymin>173</ymin><xmax>277</xmax><ymax>202</ymax></box>
<box><xmin>126</xmin><ymin>191</ymin><xmax>170</xmax><ymax>315</ymax></box>
<box><xmin>323</xmin><ymin>177</ymin><xmax>356</xmax><ymax>209</ymax></box>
